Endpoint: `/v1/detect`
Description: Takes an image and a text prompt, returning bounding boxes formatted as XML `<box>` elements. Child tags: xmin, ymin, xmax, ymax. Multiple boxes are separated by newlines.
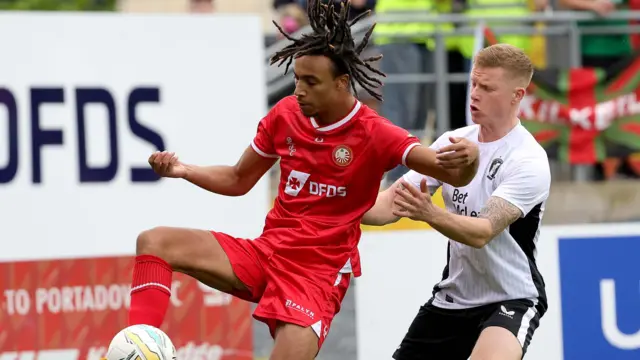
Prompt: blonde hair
<box><xmin>474</xmin><ymin>44</ymin><xmax>534</xmax><ymax>86</ymax></box>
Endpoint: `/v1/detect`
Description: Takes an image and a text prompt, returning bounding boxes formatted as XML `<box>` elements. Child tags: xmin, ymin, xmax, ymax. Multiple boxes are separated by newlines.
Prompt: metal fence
<box><xmin>265</xmin><ymin>10</ymin><xmax>640</xmax><ymax>181</ymax></box>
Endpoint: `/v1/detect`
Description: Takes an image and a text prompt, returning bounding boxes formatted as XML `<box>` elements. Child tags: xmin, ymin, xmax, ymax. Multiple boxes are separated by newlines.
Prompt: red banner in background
<box><xmin>631</xmin><ymin>0</ymin><xmax>640</xmax><ymax>50</ymax></box>
<box><xmin>0</xmin><ymin>256</ymin><xmax>253</xmax><ymax>360</ymax></box>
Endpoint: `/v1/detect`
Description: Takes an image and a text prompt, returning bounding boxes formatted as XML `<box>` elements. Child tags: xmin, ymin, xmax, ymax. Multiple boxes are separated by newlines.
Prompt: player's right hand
<box><xmin>435</xmin><ymin>137</ymin><xmax>479</xmax><ymax>169</ymax></box>
<box><xmin>148</xmin><ymin>151</ymin><xmax>187</xmax><ymax>178</ymax></box>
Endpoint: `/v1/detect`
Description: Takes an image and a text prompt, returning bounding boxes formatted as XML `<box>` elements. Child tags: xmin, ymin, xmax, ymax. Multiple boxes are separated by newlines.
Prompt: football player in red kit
<box><xmin>127</xmin><ymin>1</ymin><xmax>480</xmax><ymax>359</ymax></box>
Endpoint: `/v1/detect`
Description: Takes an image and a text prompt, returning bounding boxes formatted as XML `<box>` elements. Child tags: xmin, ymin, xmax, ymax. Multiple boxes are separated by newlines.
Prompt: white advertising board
<box><xmin>0</xmin><ymin>12</ymin><xmax>265</xmax><ymax>359</ymax></box>
<box><xmin>356</xmin><ymin>223</ymin><xmax>640</xmax><ymax>360</ymax></box>
<box><xmin>0</xmin><ymin>13</ymin><xmax>269</xmax><ymax>261</ymax></box>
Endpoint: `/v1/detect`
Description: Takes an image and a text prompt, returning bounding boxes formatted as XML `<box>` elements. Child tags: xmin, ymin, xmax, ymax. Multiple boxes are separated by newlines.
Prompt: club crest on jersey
<box><xmin>332</xmin><ymin>145</ymin><xmax>353</xmax><ymax>167</ymax></box>
<box><xmin>487</xmin><ymin>158</ymin><xmax>504</xmax><ymax>180</ymax></box>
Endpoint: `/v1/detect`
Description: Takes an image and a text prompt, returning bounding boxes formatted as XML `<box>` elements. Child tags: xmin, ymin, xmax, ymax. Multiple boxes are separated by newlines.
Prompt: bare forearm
<box><xmin>421</xmin><ymin>158</ymin><xmax>477</xmax><ymax>188</ymax></box>
<box><xmin>183</xmin><ymin>164</ymin><xmax>247</xmax><ymax>196</ymax></box>
<box><xmin>425</xmin><ymin>207</ymin><xmax>492</xmax><ymax>248</ymax></box>
<box><xmin>407</xmin><ymin>156</ymin><xmax>465</xmax><ymax>188</ymax></box>
<box><xmin>362</xmin><ymin>206</ymin><xmax>399</xmax><ymax>226</ymax></box>
<box><xmin>362</xmin><ymin>187</ymin><xmax>400</xmax><ymax>226</ymax></box>
<box><xmin>452</xmin><ymin>157</ymin><xmax>479</xmax><ymax>187</ymax></box>
<box><xmin>405</xmin><ymin>145</ymin><xmax>479</xmax><ymax>188</ymax></box>
<box><xmin>428</xmin><ymin>196</ymin><xmax>522</xmax><ymax>248</ymax></box>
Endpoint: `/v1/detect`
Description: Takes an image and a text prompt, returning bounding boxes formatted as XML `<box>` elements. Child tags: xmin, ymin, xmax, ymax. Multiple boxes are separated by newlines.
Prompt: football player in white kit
<box><xmin>363</xmin><ymin>44</ymin><xmax>551</xmax><ymax>360</ymax></box>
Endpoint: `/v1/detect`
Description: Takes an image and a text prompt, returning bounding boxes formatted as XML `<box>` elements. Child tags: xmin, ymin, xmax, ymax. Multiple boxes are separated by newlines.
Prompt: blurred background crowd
<box><xmin>5</xmin><ymin>0</ymin><xmax>639</xmax><ymax>184</ymax></box>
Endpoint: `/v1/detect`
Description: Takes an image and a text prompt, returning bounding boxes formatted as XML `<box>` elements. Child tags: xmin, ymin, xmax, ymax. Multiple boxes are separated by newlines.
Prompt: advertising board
<box><xmin>0</xmin><ymin>257</ymin><xmax>253</xmax><ymax>360</ymax></box>
<box><xmin>0</xmin><ymin>13</ymin><xmax>267</xmax><ymax>359</ymax></box>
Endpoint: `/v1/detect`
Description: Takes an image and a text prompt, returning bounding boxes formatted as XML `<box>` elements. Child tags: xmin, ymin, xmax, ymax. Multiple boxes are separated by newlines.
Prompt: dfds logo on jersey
<box><xmin>559</xmin><ymin>235</ymin><xmax>640</xmax><ymax>359</ymax></box>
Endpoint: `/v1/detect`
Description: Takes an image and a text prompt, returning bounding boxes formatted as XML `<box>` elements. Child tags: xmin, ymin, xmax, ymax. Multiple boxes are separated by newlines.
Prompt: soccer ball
<box><xmin>105</xmin><ymin>324</ymin><xmax>176</xmax><ymax>360</ymax></box>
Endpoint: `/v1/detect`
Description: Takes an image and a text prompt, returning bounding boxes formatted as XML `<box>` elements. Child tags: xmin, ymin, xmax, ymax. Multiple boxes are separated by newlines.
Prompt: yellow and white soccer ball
<box><xmin>105</xmin><ymin>325</ymin><xmax>176</xmax><ymax>360</ymax></box>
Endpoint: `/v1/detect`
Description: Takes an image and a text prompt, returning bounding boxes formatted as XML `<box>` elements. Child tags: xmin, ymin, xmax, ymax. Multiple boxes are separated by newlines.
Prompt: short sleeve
<box><xmin>251</xmin><ymin>108</ymin><xmax>279</xmax><ymax>159</ymax></box>
<box><xmin>376</xmin><ymin>120</ymin><xmax>421</xmax><ymax>171</ymax></box>
<box><xmin>401</xmin><ymin>132</ymin><xmax>451</xmax><ymax>195</ymax></box>
<box><xmin>491</xmin><ymin>155</ymin><xmax>551</xmax><ymax>217</ymax></box>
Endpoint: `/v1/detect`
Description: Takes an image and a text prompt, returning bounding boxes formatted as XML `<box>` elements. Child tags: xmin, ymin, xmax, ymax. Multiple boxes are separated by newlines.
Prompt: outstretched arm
<box><xmin>149</xmin><ymin>99</ymin><xmax>284</xmax><ymax>196</ymax></box>
<box><xmin>392</xmin><ymin>178</ymin><xmax>522</xmax><ymax>248</ymax></box>
<box><xmin>182</xmin><ymin>100</ymin><xmax>280</xmax><ymax>196</ymax></box>
<box><xmin>362</xmin><ymin>179</ymin><xmax>402</xmax><ymax>226</ymax></box>
<box><xmin>393</xmin><ymin>156</ymin><xmax>550</xmax><ymax>248</ymax></box>
<box><xmin>363</xmin><ymin>174</ymin><xmax>442</xmax><ymax>226</ymax></box>
<box><xmin>423</xmin><ymin>196</ymin><xmax>522</xmax><ymax>248</ymax></box>
<box><xmin>405</xmin><ymin>137</ymin><xmax>479</xmax><ymax>188</ymax></box>
<box><xmin>363</xmin><ymin>131</ymin><xmax>471</xmax><ymax>226</ymax></box>
<box><xmin>149</xmin><ymin>147</ymin><xmax>277</xmax><ymax>197</ymax></box>
<box><xmin>183</xmin><ymin>146</ymin><xmax>277</xmax><ymax>196</ymax></box>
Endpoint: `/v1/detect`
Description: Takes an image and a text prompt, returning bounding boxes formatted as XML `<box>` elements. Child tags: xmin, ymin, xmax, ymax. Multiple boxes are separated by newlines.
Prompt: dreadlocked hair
<box><xmin>270</xmin><ymin>0</ymin><xmax>385</xmax><ymax>102</ymax></box>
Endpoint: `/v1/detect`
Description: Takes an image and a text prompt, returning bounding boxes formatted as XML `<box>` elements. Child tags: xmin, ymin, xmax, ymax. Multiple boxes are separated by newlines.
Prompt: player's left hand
<box><xmin>436</xmin><ymin>137</ymin><xmax>479</xmax><ymax>169</ymax></box>
<box><xmin>392</xmin><ymin>178</ymin><xmax>435</xmax><ymax>222</ymax></box>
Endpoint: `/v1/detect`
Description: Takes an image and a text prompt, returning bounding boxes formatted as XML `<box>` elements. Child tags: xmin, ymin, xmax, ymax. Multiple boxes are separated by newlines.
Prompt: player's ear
<box><xmin>336</xmin><ymin>74</ymin><xmax>349</xmax><ymax>91</ymax></box>
<box><xmin>513</xmin><ymin>87</ymin><xmax>526</xmax><ymax>102</ymax></box>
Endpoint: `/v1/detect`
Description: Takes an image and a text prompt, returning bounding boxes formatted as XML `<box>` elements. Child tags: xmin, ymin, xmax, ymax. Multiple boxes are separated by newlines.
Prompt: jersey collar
<box><xmin>310</xmin><ymin>100</ymin><xmax>361</xmax><ymax>132</ymax></box>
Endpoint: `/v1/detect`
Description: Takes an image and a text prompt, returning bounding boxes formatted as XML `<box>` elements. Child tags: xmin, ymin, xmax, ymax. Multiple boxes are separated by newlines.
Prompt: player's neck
<box><xmin>478</xmin><ymin>116</ymin><xmax>519</xmax><ymax>143</ymax></box>
<box><xmin>314</xmin><ymin>95</ymin><xmax>357</xmax><ymax>126</ymax></box>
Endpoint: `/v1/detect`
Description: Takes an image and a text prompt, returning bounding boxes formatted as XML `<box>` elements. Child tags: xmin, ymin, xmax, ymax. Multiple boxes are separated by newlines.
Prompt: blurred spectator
<box><xmin>374</xmin><ymin>0</ymin><xmax>455</xmax><ymax>183</ymax></box>
<box><xmin>190</xmin><ymin>0</ymin><xmax>213</xmax><ymax>12</ymax></box>
<box><xmin>458</xmin><ymin>0</ymin><xmax>547</xmax><ymax>71</ymax></box>
<box><xmin>278</xmin><ymin>0</ymin><xmax>375</xmax><ymax>19</ymax></box>
<box><xmin>273</xmin><ymin>0</ymin><xmax>375</xmax><ymax>37</ymax></box>
<box><xmin>436</xmin><ymin>0</ymin><xmax>471</xmax><ymax>131</ymax></box>
<box><xmin>559</xmin><ymin>0</ymin><xmax>633</xmax><ymax>68</ymax></box>
<box><xmin>327</xmin><ymin>0</ymin><xmax>377</xmax><ymax>20</ymax></box>
<box><xmin>273</xmin><ymin>1</ymin><xmax>309</xmax><ymax>38</ymax></box>
<box><xmin>274</xmin><ymin>0</ymin><xmax>298</xmax><ymax>9</ymax></box>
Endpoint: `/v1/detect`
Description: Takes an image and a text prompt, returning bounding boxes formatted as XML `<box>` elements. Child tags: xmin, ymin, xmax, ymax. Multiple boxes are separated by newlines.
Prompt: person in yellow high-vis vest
<box><xmin>458</xmin><ymin>0</ymin><xmax>547</xmax><ymax>71</ymax></box>
<box><xmin>375</xmin><ymin>0</ymin><xmax>457</xmax><ymax>183</ymax></box>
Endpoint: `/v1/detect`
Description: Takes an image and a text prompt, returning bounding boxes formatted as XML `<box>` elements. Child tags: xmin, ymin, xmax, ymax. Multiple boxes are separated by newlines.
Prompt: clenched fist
<box><xmin>148</xmin><ymin>151</ymin><xmax>187</xmax><ymax>178</ymax></box>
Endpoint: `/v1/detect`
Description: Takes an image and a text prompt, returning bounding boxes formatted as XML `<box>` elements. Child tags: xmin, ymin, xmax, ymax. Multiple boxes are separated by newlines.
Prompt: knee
<box><xmin>136</xmin><ymin>227</ymin><xmax>172</xmax><ymax>258</ymax></box>
<box><xmin>271</xmin><ymin>323</ymin><xmax>319</xmax><ymax>360</ymax></box>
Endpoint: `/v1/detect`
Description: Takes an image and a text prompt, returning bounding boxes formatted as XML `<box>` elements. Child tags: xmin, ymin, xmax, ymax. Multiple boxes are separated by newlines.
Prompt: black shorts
<box><xmin>392</xmin><ymin>298</ymin><xmax>544</xmax><ymax>360</ymax></box>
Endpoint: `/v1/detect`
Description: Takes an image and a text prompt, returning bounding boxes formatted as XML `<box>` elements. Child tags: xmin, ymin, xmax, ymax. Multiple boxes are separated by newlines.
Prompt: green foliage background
<box><xmin>0</xmin><ymin>0</ymin><xmax>116</xmax><ymax>10</ymax></box>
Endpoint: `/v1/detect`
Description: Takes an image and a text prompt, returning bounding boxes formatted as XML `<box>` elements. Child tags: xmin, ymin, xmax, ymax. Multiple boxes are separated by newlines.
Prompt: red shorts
<box><xmin>212</xmin><ymin>231</ymin><xmax>351</xmax><ymax>349</ymax></box>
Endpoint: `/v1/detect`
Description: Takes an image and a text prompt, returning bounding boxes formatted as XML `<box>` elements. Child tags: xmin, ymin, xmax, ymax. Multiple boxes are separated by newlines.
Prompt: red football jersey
<box><xmin>251</xmin><ymin>96</ymin><xmax>420</xmax><ymax>278</ymax></box>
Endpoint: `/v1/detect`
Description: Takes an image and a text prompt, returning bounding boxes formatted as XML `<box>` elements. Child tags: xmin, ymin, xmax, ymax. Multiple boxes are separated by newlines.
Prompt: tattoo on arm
<box><xmin>479</xmin><ymin>197</ymin><xmax>523</xmax><ymax>237</ymax></box>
